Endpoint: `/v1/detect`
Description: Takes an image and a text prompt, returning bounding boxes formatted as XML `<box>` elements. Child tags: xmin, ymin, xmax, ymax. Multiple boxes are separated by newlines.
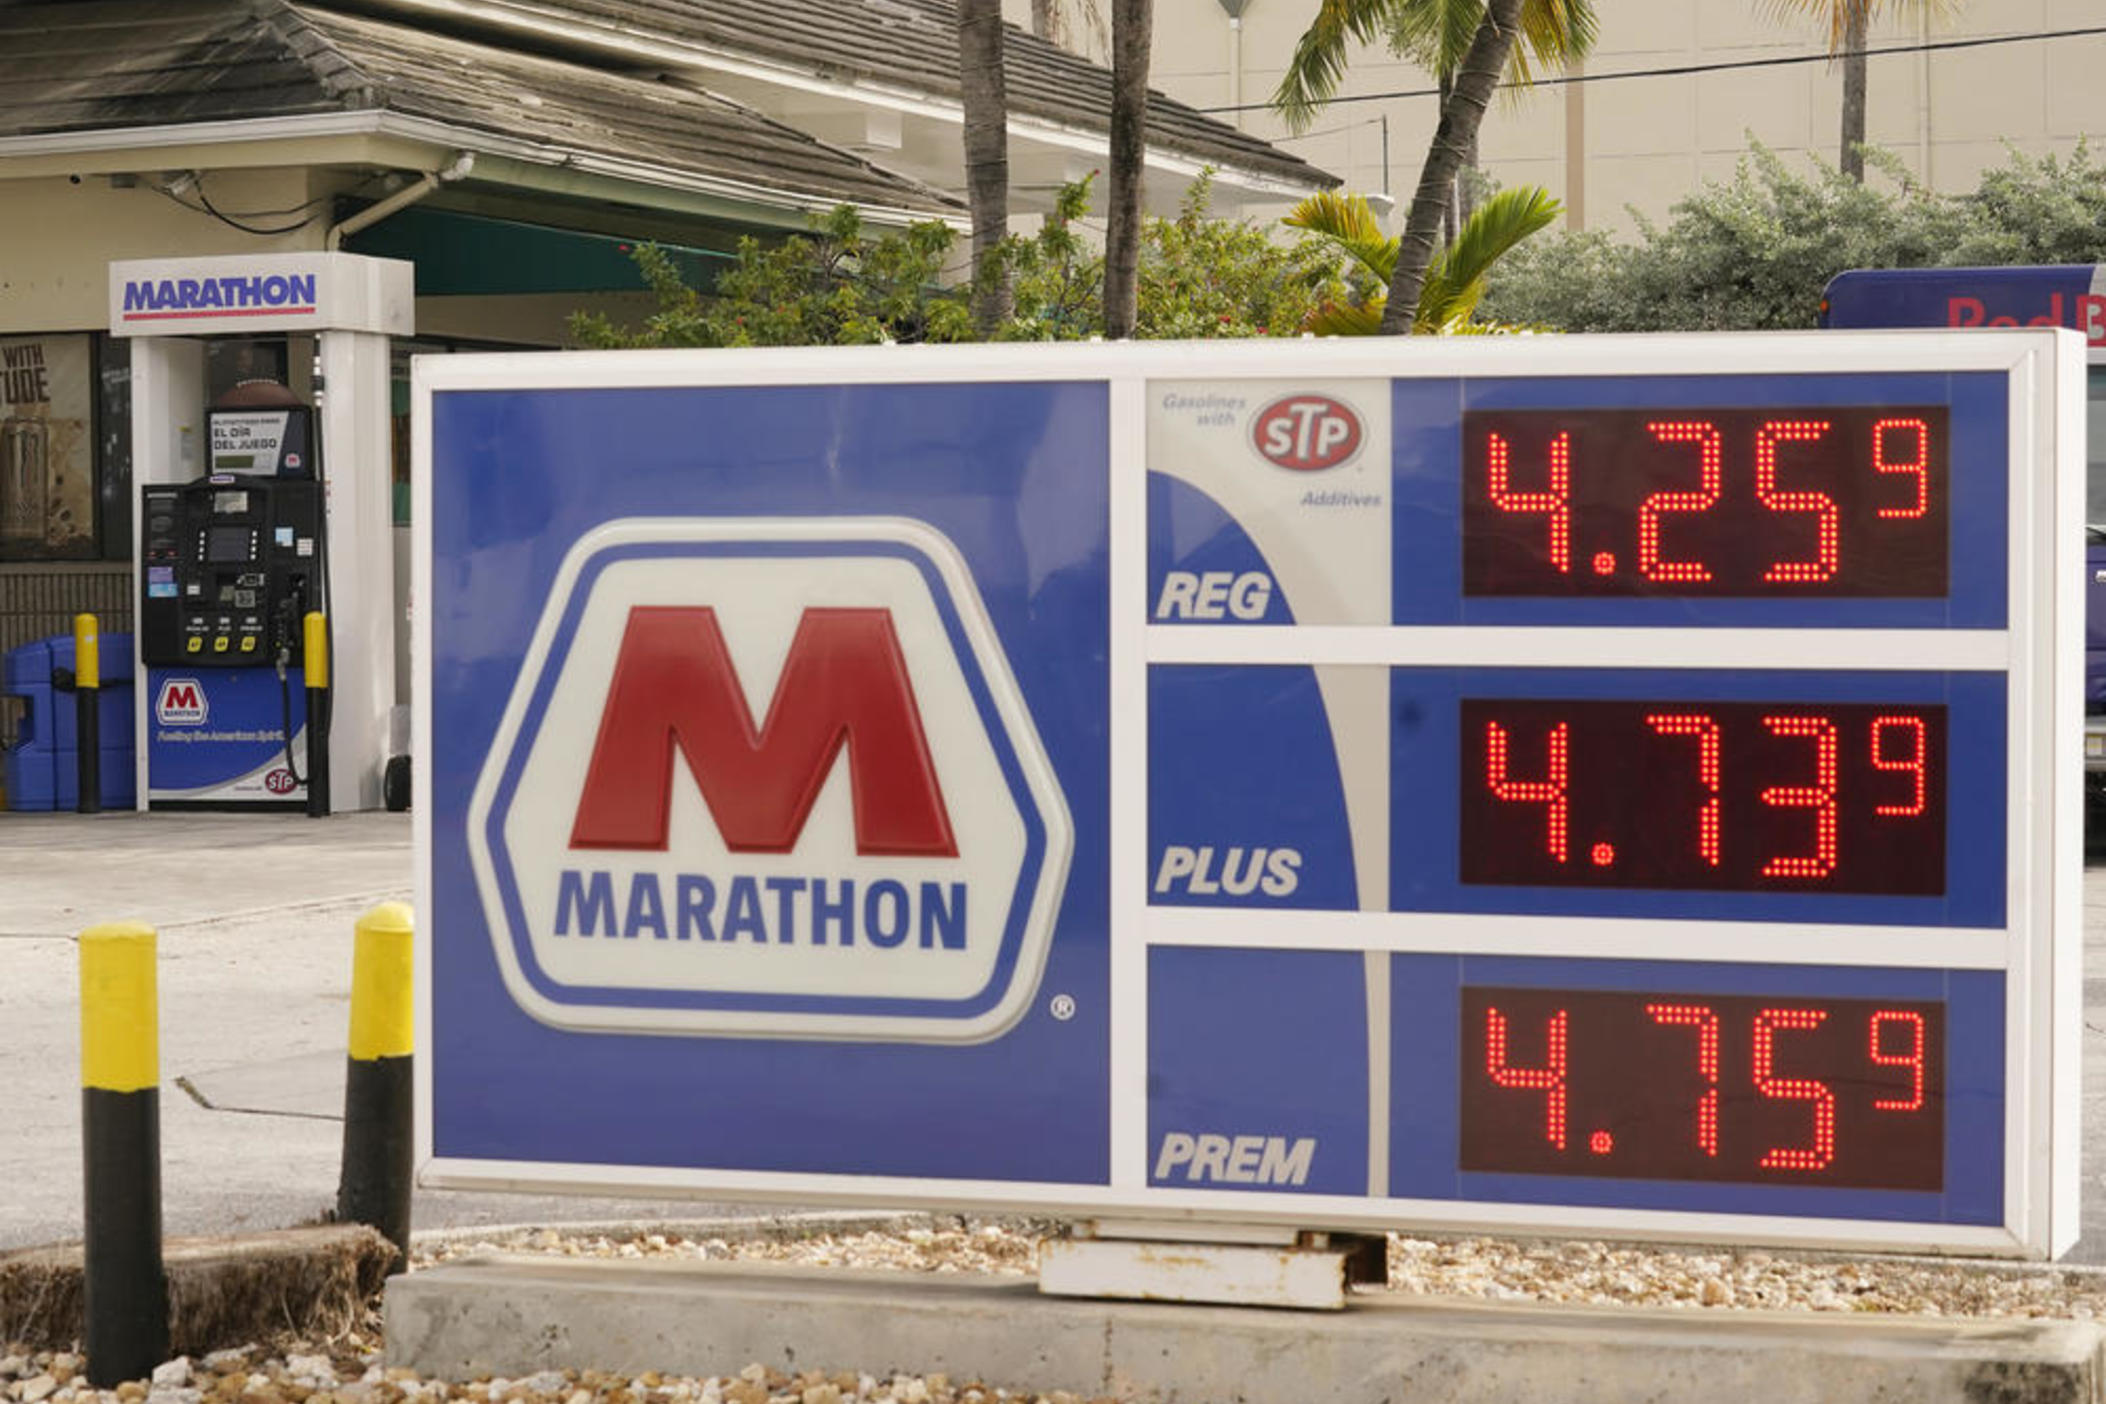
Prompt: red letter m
<box><xmin>569</xmin><ymin>606</ymin><xmax>958</xmax><ymax>856</ymax></box>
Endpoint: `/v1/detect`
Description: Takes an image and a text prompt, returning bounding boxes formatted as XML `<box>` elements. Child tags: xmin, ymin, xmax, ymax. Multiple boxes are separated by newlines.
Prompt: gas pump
<box><xmin>138</xmin><ymin>389</ymin><xmax>324</xmax><ymax>808</ymax></box>
<box><xmin>112</xmin><ymin>251</ymin><xmax>410</xmax><ymax>813</ymax></box>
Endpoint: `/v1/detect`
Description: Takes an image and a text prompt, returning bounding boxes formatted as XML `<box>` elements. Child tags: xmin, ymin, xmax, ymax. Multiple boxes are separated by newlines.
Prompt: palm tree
<box><xmin>1380</xmin><ymin>0</ymin><xmax>1594</xmax><ymax>231</ymax></box>
<box><xmin>1272</xmin><ymin>0</ymin><xmax>1588</xmax><ymax>333</ymax></box>
<box><xmin>1273</xmin><ymin>0</ymin><xmax>1594</xmax><ymax>134</ymax></box>
<box><xmin>1764</xmin><ymin>0</ymin><xmax>1953</xmax><ymax>183</ymax></box>
<box><xmin>1285</xmin><ymin>184</ymin><xmax>1562</xmax><ymax>333</ymax></box>
<box><xmin>1380</xmin><ymin>0</ymin><xmax>1528</xmax><ymax>332</ymax></box>
<box><xmin>1103</xmin><ymin>0</ymin><xmax>1152</xmax><ymax>338</ymax></box>
<box><xmin>958</xmin><ymin>0</ymin><xmax>1012</xmax><ymax>335</ymax></box>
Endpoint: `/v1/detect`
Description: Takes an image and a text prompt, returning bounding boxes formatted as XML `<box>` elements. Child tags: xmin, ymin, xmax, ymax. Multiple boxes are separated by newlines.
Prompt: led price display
<box><xmin>1459</xmin><ymin>987</ymin><xmax>1945</xmax><ymax>1190</ymax></box>
<box><xmin>1462</xmin><ymin>406</ymin><xmax>1949</xmax><ymax>597</ymax></box>
<box><xmin>1459</xmin><ymin>699</ymin><xmax>1946</xmax><ymax>894</ymax></box>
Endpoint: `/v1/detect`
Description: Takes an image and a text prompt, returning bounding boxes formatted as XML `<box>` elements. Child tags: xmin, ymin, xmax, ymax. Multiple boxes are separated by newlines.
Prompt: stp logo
<box><xmin>468</xmin><ymin>517</ymin><xmax>1073</xmax><ymax>1043</ymax></box>
<box><xmin>264</xmin><ymin>769</ymin><xmax>298</xmax><ymax>795</ymax></box>
<box><xmin>1252</xmin><ymin>394</ymin><xmax>1363</xmax><ymax>471</ymax></box>
<box><xmin>155</xmin><ymin>678</ymin><xmax>207</xmax><ymax>726</ymax></box>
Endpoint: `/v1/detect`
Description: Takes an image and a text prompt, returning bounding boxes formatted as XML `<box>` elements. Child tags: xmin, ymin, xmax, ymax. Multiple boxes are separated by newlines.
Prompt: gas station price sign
<box><xmin>1461</xmin><ymin>405</ymin><xmax>1949</xmax><ymax>596</ymax></box>
<box><xmin>419</xmin><ymin>330</ymin><xmax>2082</xmax><ymax>1263</ymax></box>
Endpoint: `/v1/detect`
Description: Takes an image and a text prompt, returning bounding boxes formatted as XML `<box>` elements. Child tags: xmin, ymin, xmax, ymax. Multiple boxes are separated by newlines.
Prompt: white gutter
<box><xmin>335</xmin><ymin>0</ymin><xmax>1329</xmax><ymax>198</ymax></box>
<box><xmin>0</xmin><ymin>111</ymin><xmax>967</xmax><ymax>230</ymax></box>
<box><xmin>325</xmin><ymin>149</ymin><xmax>475</xmax><ymax>249</ymax></box>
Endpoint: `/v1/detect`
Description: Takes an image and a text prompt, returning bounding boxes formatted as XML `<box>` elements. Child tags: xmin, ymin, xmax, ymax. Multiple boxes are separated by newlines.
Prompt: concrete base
<box><xmin>386</xmin><ymin>1256</ymin><xmax>2106</xmax><ymax>1404</ymax></box>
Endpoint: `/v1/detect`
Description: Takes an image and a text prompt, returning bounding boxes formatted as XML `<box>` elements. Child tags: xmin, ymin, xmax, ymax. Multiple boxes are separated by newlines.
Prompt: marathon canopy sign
<box><xmin>108</xmin><ymin>253</ymin><xmax>413</xmax><ymax>337</ymax></box>
<box><xmin>467</xmin><ymin>517</ymin><xmax>1073</xmax><ymax>1044</ymax></box>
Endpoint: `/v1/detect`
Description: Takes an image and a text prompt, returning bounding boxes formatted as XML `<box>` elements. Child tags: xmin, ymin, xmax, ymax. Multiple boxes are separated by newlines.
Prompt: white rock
<box><xmin>520</xmin><ymin>1374</ymin><xmax>569</xmax><ymax>1396</ymax></box>
<box><xmin>146</xmin><ymin>1389</ymin><xmax>201</xmax><ymax>1404</ymax></box>
<box><xmin>282</xmin><ymin>1358</ymin><xmax>332</xmax><ymax>1384</ymax></box>
<box><xmin>149</xmin><ymin>1362</ymin><xmax>189</xmax><ymax>1391</ymax></box>
<box><xmin>21</xmin><ymin>1375</ymin><xmax>60</xmax><ymax>1404</ymax></box>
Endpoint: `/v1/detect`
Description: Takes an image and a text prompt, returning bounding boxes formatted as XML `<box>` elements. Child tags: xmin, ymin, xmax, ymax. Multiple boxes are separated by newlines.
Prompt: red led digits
<box><xmin>1460</xmin><ymin>989</ymin><xmax>1944</xmax><ymax>1190</ymax></box>
<box><xmin>1873</xmin><ymin>418</ymin><xmax>1932</xmax><ymax>519</ymax></box>
<box><xmin>1486</xmin><ymin>430</ymin><xmax>1573</xmax><ymax>574</ymax></box>
<box><xmin>1755</xmin><ymin>420</ymin><xmax>1839</xmax><ymax>583</ymax></box>
<box><xmin>1639</xmin><ymin>422</ymin><xmax>1722</xmax><ymax>582</ymax></box>
<box><xmin>1753</xmin><ymin>1008</ymin><xmax>1837</xmax><ymax>1171</ymax></box>
<box><xmin>1485</xmin><ymin>1006</ymin><xmax>1569</xmax><ymax>1150</ymax></box>
<box><xmin>1646</xmin><ymin>713</ymin><xmax>1723</xmax><ymax>866</ymax></box>
<box><xmin>1485</xmin><ymin>720</ymin><xmax>1570</xmax><ymax>863</ymax></box>
<box><xmin>1462</xmin><ymin>406</ymin><xmax>1948</xmax><ymax>598</ymax></box>
<box><xmin>1871</xmin><ymin>715</ymin><xmax>1928</xmax><ymax>817</ymax></box>
<box><xmin>1645</xmin><ymin>1003</ymin><xmax>1721</xmax><ymax>1155</ymax></box>
<box><xmin>1760</xmin><ymin>715</ymin><xmax>1839</xmax><ymax>879</ymax></box>
<box><xmin>1870</xmin><ymin>1010</ymin><xmax>1928</xmax><ymax>1112</ymax></box>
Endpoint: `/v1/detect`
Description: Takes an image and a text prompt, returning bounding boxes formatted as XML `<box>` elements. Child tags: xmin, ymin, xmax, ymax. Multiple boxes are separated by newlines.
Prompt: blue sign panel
<box><xmin>431</xmin><ymin>383</ymin><xmax>1109</xmax><ymax>1184</ymax></box>
<box><xmin>422</xmin><ymin>334</ymin><xmax>2079</xmax><ymax>1257</ymax></box>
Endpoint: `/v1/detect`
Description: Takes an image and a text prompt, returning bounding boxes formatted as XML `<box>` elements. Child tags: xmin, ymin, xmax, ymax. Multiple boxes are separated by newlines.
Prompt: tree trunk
<box><xmin>1104</xmin><ymin>0</ymin><xmax>1152</xmax><ymax>339</ymax></box>
<box><xmin>1380</xmin><ymin>0</ymin><xmax>1527</xmax><ymax>334</ymax></box>
<box><xmin>959</xmin><ymin>0</ymin><xmax>1013</xmax><ymax>335</ymax></box>
<box><xmin>1460</xmin><ymin>129</ymin><xmax>1479</xmax><ymax>222</ymax></box>
<box><xmin>1439</xmin><ymin>72</ymin><xmax>1457</xmax><ymax>248</ymax></box>
<box><xmin>1840</xmin><ymin>4</ymin><xmax>1868</xmax><ymax>182</ymax></box>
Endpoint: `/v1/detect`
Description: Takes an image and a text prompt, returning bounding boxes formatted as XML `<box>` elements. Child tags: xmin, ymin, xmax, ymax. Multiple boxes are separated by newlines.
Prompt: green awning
<box><xmin>341</xmin><ymin>203</ymin><xmax>733</xmax><ymax>296</ymax></box>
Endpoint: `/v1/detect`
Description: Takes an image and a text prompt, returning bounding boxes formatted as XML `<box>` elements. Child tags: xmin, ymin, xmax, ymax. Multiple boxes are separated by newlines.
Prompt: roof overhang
<box><xmin>0</xmin><ymin>110</ymin><xmax>966</xmax><ymax>232</ymax></box>
<box><xmin>325</xmin><ymin>0</ymin><xmax>1327</xmax><ymax>213</ymax></box>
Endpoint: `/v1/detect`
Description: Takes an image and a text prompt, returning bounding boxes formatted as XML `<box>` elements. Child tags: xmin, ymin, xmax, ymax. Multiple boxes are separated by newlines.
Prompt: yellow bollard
<box><xmin>79</xmin><ymin>922</ymin><xmax>167</xmax><ymax>1384</ymax></box>
<box><xmin>73</xmin><ymin>613</ymin><xmax>101</xmax><ymax>814</ymax></box>
<box><xmin>338</xmin><ymin>902</ymin><xmax>413</xmax><ymax>1272</ymax></box>
<box><xmin>303</xmin><ymin>611</ymin><xmax>330</xmax><ymax>817</ymax></box>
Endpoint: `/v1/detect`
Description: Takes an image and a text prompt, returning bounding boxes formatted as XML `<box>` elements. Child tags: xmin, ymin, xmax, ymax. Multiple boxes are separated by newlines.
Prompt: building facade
<box><xmin>1019</xmin><ymin>0</ymin><xmax>2106</xmax><ymax>233</ymax></box>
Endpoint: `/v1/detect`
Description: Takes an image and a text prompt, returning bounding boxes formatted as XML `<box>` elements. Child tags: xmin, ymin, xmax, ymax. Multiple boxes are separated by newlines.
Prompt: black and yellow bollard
<box><xmin>80</xmin><ymin>923</ymin><xmax>167</xmax><ymax>1386</ymax></box>
<box><xmin>337</xmin><ymin>902</ymin><xmax>412</xmax><ymax>1273</ymax></box>
<box><xmin>303</xmin><ymin>611</ymin><xmax>330</xmax><ymax>819</ymax></box>
<box><xmin>74</xmin><ymin>613</ymin><xmax>100</xmax><ymax>815</ymax></box>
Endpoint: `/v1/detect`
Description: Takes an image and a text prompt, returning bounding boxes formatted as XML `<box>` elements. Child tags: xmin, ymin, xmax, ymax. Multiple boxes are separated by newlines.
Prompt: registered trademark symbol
<box><xmin>1049</xmin><ymin>993</ymin><xmax>1077</xmax><ymax>1021</ymax></box>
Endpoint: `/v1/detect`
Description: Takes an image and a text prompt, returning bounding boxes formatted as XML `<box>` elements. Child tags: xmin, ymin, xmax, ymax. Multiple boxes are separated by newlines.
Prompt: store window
<box><xmin>1</xmin><ymin>332</ymin><xmax>101</xmax><ymax>561</ymax></box>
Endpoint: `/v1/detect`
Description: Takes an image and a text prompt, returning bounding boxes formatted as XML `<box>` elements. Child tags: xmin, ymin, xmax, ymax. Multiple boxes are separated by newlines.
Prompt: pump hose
<box><xmin>276</xmin><ymin>648</ymin><xmax>305</xmax><ymax>788</ymax></box>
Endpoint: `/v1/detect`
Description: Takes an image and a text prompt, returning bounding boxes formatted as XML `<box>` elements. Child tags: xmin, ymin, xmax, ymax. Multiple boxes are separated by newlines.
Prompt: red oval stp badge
<box><xmin>1251</xmin><ymin>394</ymin><xmax>1363</xmax><ymax>471</ymax></box>
<box><xmin>264</xmin><ymin>768</ymin><xmax>298</xmax><ymax>795</ymax></box>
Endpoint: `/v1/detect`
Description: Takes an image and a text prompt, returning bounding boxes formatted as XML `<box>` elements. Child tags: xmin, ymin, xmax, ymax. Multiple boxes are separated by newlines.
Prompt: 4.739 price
<box><xmin>1460</xmin><ymin>699</ymin><xmax>1946</xmax><ymax>896</ymax></box>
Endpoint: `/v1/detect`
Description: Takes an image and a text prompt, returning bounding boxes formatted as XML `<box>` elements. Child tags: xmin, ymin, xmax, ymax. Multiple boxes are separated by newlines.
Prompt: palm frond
<box><xmin>1383</xmin><ymin>0</ymin><xmax>1485</xmax><ymax>78</ymax></box>
<box><xmin>1415</xmin><ymin>185</ymin><xmax>1561</xmax><ymax>330</ymax></box>
<box><xmin>1755</xmin><ymin>0</ymin><xmax>1952</xmax><ymax>54</ymax></box>
<box><xmin>1308</xmin><ymin>299</ymin><xmax>1389</xmax><ymax>336</ymax></box>
<box><xmin>1283</xmin><ymin>190</ymin><xmax>1397</xmax><ymax>282</ymax></box>
<box><xmin>1273</xmin><ymin>0</ymin><xmax>1404</xmax><ymax>132</ymax></box>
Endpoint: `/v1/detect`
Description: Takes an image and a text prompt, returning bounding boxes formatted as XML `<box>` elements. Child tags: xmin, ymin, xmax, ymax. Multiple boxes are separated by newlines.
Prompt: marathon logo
<box><xmin>120</xmin><ymin>273</ymin><xmax>318</xmax><ymax>322</ymax></box>
<box><xmin>155</xmin><ymin>678</ymin><xmax>207</xmax><ymax>726</ymax></box>
<box><xmin>468</xmin><ymin>517</ymin><xmax>1072</xmax><ymax>1043</ymax></box>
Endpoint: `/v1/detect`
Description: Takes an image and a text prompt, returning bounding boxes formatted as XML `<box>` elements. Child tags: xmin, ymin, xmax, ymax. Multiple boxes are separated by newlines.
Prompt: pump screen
<box><xmin>206</xmin><ymin>526</ymin><xmax>253</xmax><ymax>565</ymax></box>
<box><xmin>212</xmin><ymin>491</ymin><xmax>250</xmax><ymax>514</ymax></box>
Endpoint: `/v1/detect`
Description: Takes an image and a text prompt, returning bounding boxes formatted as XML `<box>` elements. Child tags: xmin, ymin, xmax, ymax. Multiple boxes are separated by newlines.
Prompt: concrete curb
<box><xmin>385</xmin><ymin>1255</ymin><xmax>2106</xmax><ymax>1404</ymax></box>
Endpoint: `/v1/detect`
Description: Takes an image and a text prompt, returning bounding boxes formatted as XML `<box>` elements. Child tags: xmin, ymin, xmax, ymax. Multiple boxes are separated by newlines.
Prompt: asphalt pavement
<box><xmin>0</xmin><ymin>809</ymin><xmax>772</xmax><ymax>1251</ymax></box>
<box><xmin>3</xmin><ymin>808</ymin><xmax>2106</xmax><ymax>1260</ymax></box>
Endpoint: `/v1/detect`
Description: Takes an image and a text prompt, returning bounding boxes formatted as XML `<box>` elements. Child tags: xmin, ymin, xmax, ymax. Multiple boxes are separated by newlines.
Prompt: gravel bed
<box><xmin>8</xmin><ymin>1219</ymin><xmax>2106</xmax><ymax>1403</ymax></box>
<box><xmin>419</xmin><ymin>1219</ymin><xmax>2106</xmax><ymax>1321</ymax></box>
